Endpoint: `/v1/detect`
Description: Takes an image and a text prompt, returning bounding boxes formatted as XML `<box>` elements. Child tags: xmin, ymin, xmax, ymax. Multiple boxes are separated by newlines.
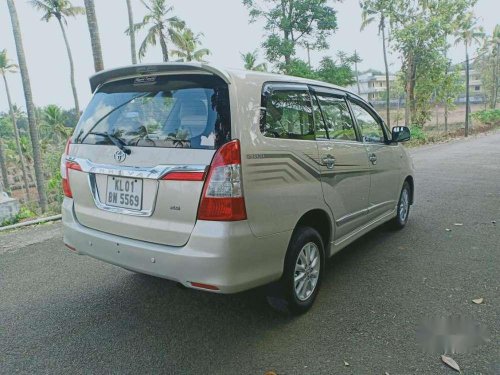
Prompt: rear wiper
<box><xmin>87</xmin><ymin>132</ymin><xmax>131</xmax><ymax>155</ymax></box>
<box><xmin>78</xmin><ymin>92</ymin><xmax>150</xmax><ymax>144</ymax></box>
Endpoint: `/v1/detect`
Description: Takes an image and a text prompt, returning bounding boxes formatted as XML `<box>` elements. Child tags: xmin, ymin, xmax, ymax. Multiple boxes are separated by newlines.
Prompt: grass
<box><xmin>405</xmin><ymin>116</ymin><xmax>500</xmax><ymax>148</ymax></box>
<box><xmin>0</xmin><ymin>204</ymin><xmax>38</xmax><ymax>227</ymax></box>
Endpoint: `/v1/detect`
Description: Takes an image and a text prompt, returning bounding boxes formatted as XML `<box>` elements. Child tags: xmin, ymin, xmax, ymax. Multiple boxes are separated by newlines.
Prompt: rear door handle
<box><xmin>322</xmin><ymin>155</ymin><xmax>336</xmax><ymax>169</ymax></box>
<box><xmin>369</xmin><ymin>153</ymin><xmax>377</xmax><ymax>165</ymax></box>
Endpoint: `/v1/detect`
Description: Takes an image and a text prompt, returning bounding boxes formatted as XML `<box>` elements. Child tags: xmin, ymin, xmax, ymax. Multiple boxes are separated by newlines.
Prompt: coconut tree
<box><xmin>454</xmin><ymin>13</ymin><xmax>484</xmax><ymax>137</ymax></box>
<box><xmin>6</xmin><ymin>0</ymin><xmax>47</xmax><ymax>211</ymax></box>
<box><xmin>488</xmin><ymin>25</ymin><xmax>500</xmax><ymax>109</ymax></box>
<box><xmin>83</xmin><ymin>0</ymin><xmax>104</xmax><ymax>72</ymax></box>
<box><xmin>0</xmin><ymin>50</ymin><xmax>31</xmax><ymax>200</ymax></box>
<box><xmin>350</xmin><ymin>50</ymin><xmax>363</xmax><ymax>95</ymax></box>
<box><xmin>125</xmin><ymin>0</ymin><xmax>138</xmax><ymax>64</ymax></box>
<box><xmin>0</xmin><ymin>136</ymin><xmax>8</xmax><ymax>193</ymax></box>
<box><xmin>30</xmin><ymin>0</ymin><xmax>85</xmax><ymax>115</ymax></box>
<box><xmin>360</xmin><ymin>0</ymin><xmax>392</xmax><ymax>126</ymax></box>
<box><xmin>128</xmin><ymin>0</ymin><xmax>185</xmax><ymax>62</ymax></box>
<box><xmin>40</xmin><ymin>105</ymin><xmax>70</xmax><ymax>143</ymax></box>
<box><xmin>241</xmin><ymin>50</ymin><xmax>267</xmax><ymax>72</ymax></box>
<box><xmin>171</xmin><ymin>28</ymin><xmax>210</xmax><ymax>62</ymax></box>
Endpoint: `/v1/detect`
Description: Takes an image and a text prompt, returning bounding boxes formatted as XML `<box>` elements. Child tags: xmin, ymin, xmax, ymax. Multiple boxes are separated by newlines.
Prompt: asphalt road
<box><xmin>1</xmin><ymin>132</ymin><xmax>499</xmax><ymax>375</ymax></box>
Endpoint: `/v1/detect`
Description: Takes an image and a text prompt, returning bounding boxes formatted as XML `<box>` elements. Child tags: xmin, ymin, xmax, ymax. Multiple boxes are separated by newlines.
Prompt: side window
<box><xmin>262</xmin><ymin>89</ymin><xmax>315</xmax><ymax>140</ymax></box>
<box><xmin>315</xmin><ymin>94</ymin><xmax>357</xmax><ymax>141</ymax></box>
<box><xmin>350</xmin><ymin>102</ymin><xmax>385</xmax><ymax>143</ymax></box>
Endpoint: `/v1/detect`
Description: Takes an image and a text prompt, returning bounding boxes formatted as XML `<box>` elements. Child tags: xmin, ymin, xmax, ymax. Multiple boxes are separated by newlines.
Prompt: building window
<box><xmin>474</xmin><ymin>85</ymin><xmax>480</xmax><ymax>91</ymax></box>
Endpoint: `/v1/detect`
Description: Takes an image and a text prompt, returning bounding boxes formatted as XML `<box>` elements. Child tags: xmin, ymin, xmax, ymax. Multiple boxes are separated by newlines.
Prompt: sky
<box><xmin>0</xmin><ymin>0</ymin><xmax>499</xmax><ymax>113</ymax></box>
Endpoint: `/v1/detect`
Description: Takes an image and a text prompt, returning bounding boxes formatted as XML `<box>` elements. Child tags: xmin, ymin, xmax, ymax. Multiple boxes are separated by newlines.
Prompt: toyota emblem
<box><xmin>114</xmin><ymin>150</ymin><xmax>127</xmax><ymax>163</ymax></box>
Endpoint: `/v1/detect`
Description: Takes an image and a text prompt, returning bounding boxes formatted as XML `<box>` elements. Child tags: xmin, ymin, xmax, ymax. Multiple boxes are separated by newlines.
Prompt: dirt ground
<box><xmin>376</xmin><ymin>103</ymin><xmax>487</xmax><ymax>130</ymax></box>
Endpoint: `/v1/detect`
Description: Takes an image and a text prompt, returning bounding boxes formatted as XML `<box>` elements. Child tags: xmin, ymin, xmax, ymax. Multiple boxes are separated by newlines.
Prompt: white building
<box><xmin>346</xmin><ymin>72</ymin><xmax>397</xmax><ymax>102</ymax></box>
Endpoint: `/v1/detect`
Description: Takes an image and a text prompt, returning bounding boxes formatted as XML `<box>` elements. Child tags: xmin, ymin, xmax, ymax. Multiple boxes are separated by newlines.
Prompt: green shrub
<box><xmin>471</xmin><ymin>109</ymin><xmax>500</xmax><ymax>125</ymax></box>
<box><xmin>410</xmin><ymin>126</ymin><xmax>428</xmax><ymax>142</ymax></box>
<box><xmin>47</xmin><ymin>170</ymin><xmax>63</xmax><ymax>207</ymax></box>
<box><xmin>0</xmin><ymin>204</ymin><xmax>37</xmax><ymax>227</ymax></box>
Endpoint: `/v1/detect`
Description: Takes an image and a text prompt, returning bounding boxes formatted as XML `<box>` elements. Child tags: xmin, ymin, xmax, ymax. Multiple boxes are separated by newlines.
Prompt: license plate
<box><xmin>105</xmin><ymin>176</ymin><xmax>143</xmax><ymax>210</ymax></box>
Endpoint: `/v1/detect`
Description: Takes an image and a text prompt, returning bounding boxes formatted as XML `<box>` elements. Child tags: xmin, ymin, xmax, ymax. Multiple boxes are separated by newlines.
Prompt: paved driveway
<box><xmin>1</xmin><ymin>132</ymin><xmax>499</xmax><ymax>374</ymax></box>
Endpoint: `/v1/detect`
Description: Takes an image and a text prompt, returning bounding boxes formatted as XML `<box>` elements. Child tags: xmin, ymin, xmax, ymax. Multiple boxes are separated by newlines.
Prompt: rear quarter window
<box><xmin>74</xmin><ymin>75</ymin><xmax>231</xmax><ymax>150</ymax></box>
<box><xmin>260</xmin><ymin>87</ymin><xmax>315</xmax><ymax>140</ymax></box>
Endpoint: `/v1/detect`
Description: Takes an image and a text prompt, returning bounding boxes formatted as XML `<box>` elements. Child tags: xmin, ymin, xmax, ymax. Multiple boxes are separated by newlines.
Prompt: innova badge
<box><xmin>114</xmin><ymin>150</ymin><xmax>127</xmax><ymax>163</ymax></box>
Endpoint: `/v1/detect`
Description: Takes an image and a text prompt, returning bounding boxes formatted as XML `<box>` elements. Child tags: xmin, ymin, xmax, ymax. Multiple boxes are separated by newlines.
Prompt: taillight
<box><xmin>61</xmin><ymin>138</ymin><xmax>81</xmax><ymax>198</ymax></box>
<box><xmin>162</xmin><ymin>171</ymin><xmax>206</xmax><ymax>181</ymax></box>
<box><xmin>197</xmin><ymin>140</ymin><xmax>247</xmax><ymax>221</ymax></box>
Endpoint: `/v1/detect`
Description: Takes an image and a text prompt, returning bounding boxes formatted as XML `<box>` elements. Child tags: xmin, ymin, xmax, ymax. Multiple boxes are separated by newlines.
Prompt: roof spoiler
<box><xmin>89</xmin><ymin>63</ymin><xmax>231</xmax><ymax>93</ymax></box>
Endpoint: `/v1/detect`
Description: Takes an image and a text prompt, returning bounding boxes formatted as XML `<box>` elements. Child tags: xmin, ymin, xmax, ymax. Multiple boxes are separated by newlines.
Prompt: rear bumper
<box><xmin>62</xmin><ymin>199</ymin><xmax>290</xmax><ymax>293</ymax></box>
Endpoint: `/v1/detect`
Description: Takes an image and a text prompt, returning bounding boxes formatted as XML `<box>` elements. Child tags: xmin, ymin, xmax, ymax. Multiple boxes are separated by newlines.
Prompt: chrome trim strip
<box><xmin>368</xmin><ymin>200</ymin><xmax>396</xmax><ymax>213</ymax></box>
<box><xmin>87</xmin><ymin>173</ymin><xmax>158</xmax><ymax>217</ymax></box>
<box><xmin>336</xmin><ymin>201</ymin><xmax>396</xmax><ymax>227</ymax></box>
<box><xmin>68</xmin><ymin>157</ymin><xmax>207</xmax><ymax>180</ymax></box>
<box><xmin>69</xmin><ymin>157</ymin><xmax>206</xmax><ymax>217</ymax></box>
<box><xmin>336</xmin><ymin>208</ymin><xmax>368</xmax><ymax>227</ymax></box>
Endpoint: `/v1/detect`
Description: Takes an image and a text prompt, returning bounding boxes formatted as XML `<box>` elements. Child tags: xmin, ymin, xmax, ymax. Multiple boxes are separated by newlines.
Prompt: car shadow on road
<box><xmin>36</xmin><ymin>222</ymin><xmax>404</xmax><ymax>372</ymax></box>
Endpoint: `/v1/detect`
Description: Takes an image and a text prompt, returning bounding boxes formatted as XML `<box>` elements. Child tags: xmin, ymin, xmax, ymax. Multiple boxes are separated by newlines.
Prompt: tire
<box><xmin>391</xmin><ymin>181</ymin><xmax>411</xmax><ymax>229</ymax></box>
<box><xmin>266</xmin><ymin>226</ymin><xmax>324</xmax><ymax>315</ymax></box>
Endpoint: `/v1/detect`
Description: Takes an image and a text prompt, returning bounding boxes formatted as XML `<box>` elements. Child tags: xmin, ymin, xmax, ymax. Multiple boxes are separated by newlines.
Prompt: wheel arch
<box><xmin>404</xmin><ymin>175</ymin><xmax>414</xmax><ymax>204</ymax></box>
<box><xmin>293</xmin><ymin>209</ymin><xmax>333</xmax><ymax>258</ymax></box>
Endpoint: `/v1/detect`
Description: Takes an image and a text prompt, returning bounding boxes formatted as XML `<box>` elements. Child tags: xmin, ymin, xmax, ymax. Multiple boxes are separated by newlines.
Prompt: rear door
<box><xmin>244</xmin><ymin>83</ymin><xmax>321</xmax><ymax>237</ymax></box>
<box><xmin>348</xmin><ymin>99</ymin><xmax>400</xmax><ymax>221</ymax></box>
<box><xmin>67</xmin><ymin>74</ymin><xmax>231</xmax><ymax>246</ymax></box>
<box><xmin>311</xmin><ymin>87</ymin><xmax>372</xmax><ymax>239</ymax></box>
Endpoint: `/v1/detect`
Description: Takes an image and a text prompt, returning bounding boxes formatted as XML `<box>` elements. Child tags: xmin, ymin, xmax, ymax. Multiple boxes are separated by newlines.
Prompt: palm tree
<box><xmin>0</xmin><ymin>136</ymin><xmax>8</xmax><ymax>193</ymax></box>
<box><xmin>40</xmin><ymin>105</ymin><xmax>70</xmax><ymax>143</ymax></box>
<box><xmin>83</xmin><ymin>0</ymin><xmax>104</xmax><ymax>72</ymax></box>
<box><xmin>0</xmin><ymin>50</ymin><xmax>31</xmax><ymax>201</ymax></box>
<box><xmin>488</xmin><ymin>25</ymin><xmax>500</xmax><ymax>108</ymax></box>
<box><xmin>171</xmin><ymin>28</ymin><xmax>210</xmax><ymax>62</ymax></box>
<box><xmin>30</xmin><ymin>0</ymin><xmax>85</xmax><ymax>115</ymax></box>
<box><xmin>6</xmin><ymin>0</ymin><xmax>47</xmax><ymax>211</ymax></box>
<box><xmin>128</xmin><ymin>0</ymin><xmax>185</xmax><ymax>62</ymax></box>
<box><xmin>125</xmin><ymin>0</ymin><xmax>138</xmax><ymax>64</ymax></box>
<box><xmin>361</xmin><ymin>0</ymin><xmax>391</xmax><ymax>126</ymax></box>
<box><xmin>454</xmin><ymin>13</ymin><xmax>484</xmax><ymax>137</ymax></box>
<box><xmin>241</xmin><ymin>50</ymin><xmax>267</xmax><ymax>72</ymax></box>
<box><xmin>350</xmin><ymin>50</ymin><xmax>363</xmax><ymax>95</ymax></box>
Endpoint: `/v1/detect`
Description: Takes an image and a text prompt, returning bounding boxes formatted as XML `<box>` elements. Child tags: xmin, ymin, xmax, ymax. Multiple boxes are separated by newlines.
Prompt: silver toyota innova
<box><xmin>62</xmin><ymin>63</ymin><xmax>414</xmax><ymax>313</ymax></box>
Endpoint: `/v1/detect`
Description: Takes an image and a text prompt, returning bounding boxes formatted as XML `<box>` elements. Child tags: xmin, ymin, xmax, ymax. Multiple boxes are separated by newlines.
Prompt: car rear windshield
<box><xmin>73</xmin><ymin>74</ymin><xmax>231</xmax><ymax>150</ymax></box>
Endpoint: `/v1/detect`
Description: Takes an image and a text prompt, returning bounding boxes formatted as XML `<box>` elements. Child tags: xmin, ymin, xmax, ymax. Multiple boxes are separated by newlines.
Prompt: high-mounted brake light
<box><xmin>197</xmin><ymin>140</ymin><xmax>247</xmax><ymax>221</ymax></box>
<box><xmin>61</xmin><ymin>138</ymin><xmax>81</xmax><ymax>198</ymax></box>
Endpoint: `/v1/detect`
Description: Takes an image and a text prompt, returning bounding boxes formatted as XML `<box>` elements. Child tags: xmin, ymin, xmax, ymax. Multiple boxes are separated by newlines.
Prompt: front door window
<box><xmin>350</xmin><ymin>102</ymin><xmax>385</xmax><ymax>143</ymax></box>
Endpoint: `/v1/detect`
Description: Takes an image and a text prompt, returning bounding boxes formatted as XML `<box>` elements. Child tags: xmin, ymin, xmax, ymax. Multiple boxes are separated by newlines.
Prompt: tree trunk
<box><xmin>7</xmin><ymin>0</ymin><xmax>47</xmax><ymax>212</ymax></box>
<box><xmin>57</xmin><ymin>17</ymin><xmax>80</xmax><ymax>115</ymax></box>
<box><xmin>159</xmin><ymin>31</ymin><xmax>169</xmax><ymax>62</ymax></box>
<box><xmin>396</xmin><ymin>95</ymin><xmax>401</xmax><ymax>126</ymax></box>
<box><xmin>404</xmin><ymin>52</ymin><xmax>414</xmax><ymax>126</ymax></box>
<box><xmin>381</xmin><ymin>17</ymin><xmax>390</xmax><ymax>127</ymax></box>
<box><xmin>354</xmin><ymin>49</ymin><xmax>360</xmax><ymax>95</ymax></box>
<box><xmin>0</xmin><ymin>139</ymin><xmax>8</xmax><ymax>192</ymax></box>
<box><xmin>493</xmin><ymin>41</ymin><xmax>499</xmax><ymax>109</ymax></box>
<box><xmin>2</xmin><ymin>74</ymin><xmax>31</xmax><ymax>201</ymax></box>
<box><xmin>126</xmin><ymin>0</ymin><xmax>137</xmax><ymax>64</ymax></box>
<box><xmin>465</xmin><ymin>44</ymin><xmax>470</xmax><ymax>137</ymax></box>
<box><xmin>84</xmin><ymin>0</ymin><xmax>104</xmax><ymax>72</ymax></box>
<box><xmin>435</xmin><ymin>103</ymin><xmax>439</xmax><ymax>129</ymax></box>
<box><xmin>444</xmin><ymin>102</ymin><xmax>448</xmax><ymax>133</ymax></box>
<box><xmin>306</xmin><ymin>44</ymin><xmax>311</xmax><ymax>68</ymax></box>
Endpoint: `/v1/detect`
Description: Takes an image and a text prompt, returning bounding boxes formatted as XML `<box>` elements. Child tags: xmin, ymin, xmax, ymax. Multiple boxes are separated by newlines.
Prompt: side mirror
<box><xmin>392</xmin><ymin>126</ymin><xmax>411</xmax><ymax>143</ymax></box>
